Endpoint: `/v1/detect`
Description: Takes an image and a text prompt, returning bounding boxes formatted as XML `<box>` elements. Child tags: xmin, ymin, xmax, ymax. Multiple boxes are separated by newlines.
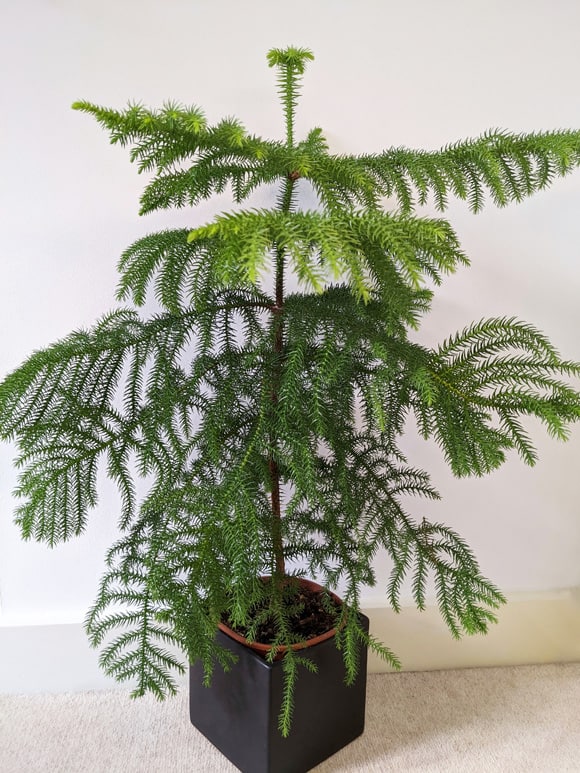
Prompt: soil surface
<box><xmin>222</xmin><ymin>585</ymin><xmax>341</xmax><ymax>646</ymax></box>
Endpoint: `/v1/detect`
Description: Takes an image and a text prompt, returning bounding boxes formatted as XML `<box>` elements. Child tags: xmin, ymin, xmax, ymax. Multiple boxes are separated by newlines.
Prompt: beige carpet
<box><xmin>1</xmin><ymin>663</ymin><xmax>579</xmax><ymax>772</ymax></box>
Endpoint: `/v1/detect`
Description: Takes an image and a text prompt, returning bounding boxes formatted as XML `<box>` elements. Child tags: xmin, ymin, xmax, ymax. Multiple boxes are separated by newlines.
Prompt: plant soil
<box><xmin>222</xmin><ymin>586</ymin><xmax>341</xmax><ymax>646</ymax></box>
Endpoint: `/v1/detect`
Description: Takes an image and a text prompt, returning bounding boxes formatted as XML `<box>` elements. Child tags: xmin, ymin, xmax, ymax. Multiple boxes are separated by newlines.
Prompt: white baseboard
<box><xmin>1</xmin><ymin>589</ymin><xmax>579</xmax><ymax>694</ymax></box>
<box><xmin>0</xmin><ymin>622</ymin><xmax>122</xmax><ymax>695</ymax></box>
<box><xmin>364</xmin><ymin>588</ymin><xmax>580</xmax><ymax>673</ymax></box>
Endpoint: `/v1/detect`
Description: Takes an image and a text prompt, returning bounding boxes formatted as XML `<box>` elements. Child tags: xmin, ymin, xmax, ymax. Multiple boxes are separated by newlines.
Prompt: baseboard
<box><xmin>363</xmin><ymin>587</ymin><xmax>580</xmax><ymax>673</ymax></box>
<box><xmin>0</xmin><ymin>621</ymin><xmax>122</xmax><ymax>695</ymax></box>
<box><xmin>1</xmin><ymin>589</ymin><xmax>579</xmax><ymax>694</ymax></box>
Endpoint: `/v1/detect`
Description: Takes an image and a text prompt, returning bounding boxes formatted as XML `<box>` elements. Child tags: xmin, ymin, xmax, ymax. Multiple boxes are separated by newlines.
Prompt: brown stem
<box><xmin>268</xmin><ymin>176</ymin><xmax>295</xmax><ymax>579</ymax></box>
<box><xmin>269</xmin><ymin>300</ymin><xmax>285</xmax><ymax>577</ymax></box>
<box><xmin>269</xmin><ymin>454</ymin><xmax>285</xmax><ymax>577</ymax></box>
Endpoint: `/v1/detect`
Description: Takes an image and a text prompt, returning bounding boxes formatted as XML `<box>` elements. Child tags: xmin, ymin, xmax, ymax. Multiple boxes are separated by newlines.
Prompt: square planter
<box><xmin>189</xmin><ymin>613</ymin><xmax>369</xmax><ymax>773</ymax></box>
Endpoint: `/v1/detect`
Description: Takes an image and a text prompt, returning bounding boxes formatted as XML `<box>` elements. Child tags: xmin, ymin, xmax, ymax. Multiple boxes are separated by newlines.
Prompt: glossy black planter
<box><xmin>189</xmin><ymin>613</ymin><xmax>369</xmax><ymax>773</ymax></box>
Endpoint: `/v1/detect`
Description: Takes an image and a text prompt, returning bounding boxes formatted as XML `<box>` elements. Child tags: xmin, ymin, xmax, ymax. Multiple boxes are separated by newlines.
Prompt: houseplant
<box><xmin>2</xmin><ymin>44</ymin><xmax>580</xmax><ymax>768</ymax></box>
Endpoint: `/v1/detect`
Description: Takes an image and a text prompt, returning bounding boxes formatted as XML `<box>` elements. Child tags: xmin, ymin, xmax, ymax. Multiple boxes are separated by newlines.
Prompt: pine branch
<box><xmin>413</xmin><ymin>318</ymin><xmax>580</xmax><ymax>475</ymax></box>
<box><xmin>86</xmin><ymin>513</ymin><xmax>185</xmax><ymax>699</ymax></box>
<box><xmin>354</xmin><ymin>129</ymin><xmax>580</xmax><ymax>213</ymax></box>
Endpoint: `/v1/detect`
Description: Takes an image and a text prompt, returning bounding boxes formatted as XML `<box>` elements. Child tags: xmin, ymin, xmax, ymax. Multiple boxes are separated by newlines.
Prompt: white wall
<box><xmin>1</xmin><ymin>0</ymin><xmax>580</xmax><ymax>656</ymax></box>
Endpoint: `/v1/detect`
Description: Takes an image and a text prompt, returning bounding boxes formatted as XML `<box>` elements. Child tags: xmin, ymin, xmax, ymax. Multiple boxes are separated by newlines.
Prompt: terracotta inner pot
<box><xmin>218</xmin><ymin>577</ymin><xmax>343</xmax><ymax>659</ymax></box>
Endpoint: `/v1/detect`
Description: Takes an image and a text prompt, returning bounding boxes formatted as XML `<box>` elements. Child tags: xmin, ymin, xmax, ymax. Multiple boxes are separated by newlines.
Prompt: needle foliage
<box><xmin>2</xmin><ymin>46</ymin><xmax>580</xmax><ymax>735</ymax></box>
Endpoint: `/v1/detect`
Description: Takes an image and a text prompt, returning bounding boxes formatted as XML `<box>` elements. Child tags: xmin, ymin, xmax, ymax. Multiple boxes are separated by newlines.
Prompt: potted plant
<box><xmin>2</xmin><ymin>46</ymin><xmax>580</xmax><ymax>772</ymax></box>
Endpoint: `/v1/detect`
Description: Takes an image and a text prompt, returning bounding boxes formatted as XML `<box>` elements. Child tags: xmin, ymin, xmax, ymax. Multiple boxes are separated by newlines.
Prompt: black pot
<box><xmin>189</xmin><ymin>613</ymin><xmax>370</xmax><ymax>773</ymax></box>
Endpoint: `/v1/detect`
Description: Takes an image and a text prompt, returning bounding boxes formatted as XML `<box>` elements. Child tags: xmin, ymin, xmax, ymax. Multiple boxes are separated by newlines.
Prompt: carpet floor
<box><xmin>1</xmin><ymin>663</ymin><xmax>579</xmax><ymax>772</ymax></box>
